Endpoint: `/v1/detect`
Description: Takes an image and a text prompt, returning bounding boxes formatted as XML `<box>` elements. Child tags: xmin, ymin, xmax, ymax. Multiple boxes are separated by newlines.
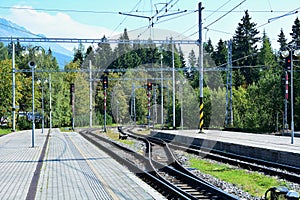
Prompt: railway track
<box><xmin>123</xmin><ymin>127</ymin><xmax>300</xmax><ymax>185</ymax></box>
<box><xmin>79</xmin><ymin>128</ymin><xmax>239</xmax><ymax>200</ymax></box>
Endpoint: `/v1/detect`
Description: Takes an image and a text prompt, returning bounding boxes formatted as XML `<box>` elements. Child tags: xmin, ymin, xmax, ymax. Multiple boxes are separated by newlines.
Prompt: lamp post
<box><xmin>22</xmin><ymin>46</ymin><xmax>44</xmax><ymax>147</ymax></box>
<box><xmin>49</xmin><ymin>74</ymin><xmax>52</xmax><ymax>130</ymax></box>
<box><xmin>12</xmin><ymin>42</ymin><xmax>16</xmax><ymax>132</ymax></box>
<box><xmin>281</xmin><ymin>47</ymin><xmax>300</xmax><ymax>144</ymax></box>
<box><xmin>28</xmin><ymin>61</ymin><xmax>36</xmax><ymax>147</ymax></box>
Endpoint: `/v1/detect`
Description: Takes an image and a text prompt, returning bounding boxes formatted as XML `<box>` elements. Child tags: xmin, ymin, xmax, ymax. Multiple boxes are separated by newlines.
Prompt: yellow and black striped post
<box><xmin>199</xmin><ymin>97</ymin><xmax>204</xmax><ymax>133</ymax></box>
<box><xmin>198</xmin><ymin>2</ymin><xmax>204</xmax><ymax>133</ymax></box>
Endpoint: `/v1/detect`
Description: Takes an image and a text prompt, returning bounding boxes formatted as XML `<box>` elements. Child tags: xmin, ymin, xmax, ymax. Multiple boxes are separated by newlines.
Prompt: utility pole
<box><xmin>228</xmin><ymin>39</ymin><xmax>233</xmax><ymax>126</ymax></box>
<box><xmin>172</xmin><ymin>42</ymin><xmax>176</xmax><ymax>129</ymax></box>
<box><xmin>225</xmin><ymin>39</ymin><xmax>233</xmax><ymax>127</ymax></box>
<box><xmin>12</xmin><ymin>42</ymin><xmax>16</xmax><ymax>132</ymax></box>
<box><xmin>160</xmin><ymin>52</ymin><xmax>164</xmax><ymax>128</ymax></box>
<box><xmin>198</xmin><ymin>2</ymin><xmax>204</xmax><ymax>133</ymax></box>
<box><xmin>225</xmin><ymin>46</ymin><xmax>229</xmax><ymax>127</ymax></box>
<box><xmin>49</xmin><ymin>74</ymin><xmax>52</xmax><ymax>130</ymax></box>
<box><xmin>89</xmin><ymin>60</ymin><xmax>92</xmax><ymax>128</ymax></box>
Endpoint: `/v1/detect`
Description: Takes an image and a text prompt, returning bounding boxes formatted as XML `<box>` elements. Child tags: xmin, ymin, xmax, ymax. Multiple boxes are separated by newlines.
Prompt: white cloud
<box><xmin>6</xmin><ymin>6</ymin><xmax>114</xmax><ymax>49</ymax></box>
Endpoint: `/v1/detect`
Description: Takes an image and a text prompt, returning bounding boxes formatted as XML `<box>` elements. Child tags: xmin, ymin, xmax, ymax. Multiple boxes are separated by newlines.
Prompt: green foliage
<box><xmin>2</xmin><ymin>14</ymin><xmax>300</xmax><ymax>133</ymax></box>
<box><xmin>189</xmin><ymin>157</ymin><xmax>287</xmax><ymax>197</ymax></box>
<box><xmin>233</xmin><ymin>10</ymin><xmax>260</xmax><ymax>86</ymax></box>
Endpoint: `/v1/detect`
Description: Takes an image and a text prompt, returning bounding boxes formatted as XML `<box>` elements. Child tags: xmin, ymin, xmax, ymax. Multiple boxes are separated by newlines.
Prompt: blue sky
<box><xmin>0</xmin><ymin>0</ymin><xmax>299</xmax><ymax>50</ymax></box>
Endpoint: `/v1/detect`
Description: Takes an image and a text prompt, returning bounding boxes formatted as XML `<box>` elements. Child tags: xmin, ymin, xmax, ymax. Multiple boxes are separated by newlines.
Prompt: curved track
<box><xmin>124</xmin><ymin>127</ymin><xmax>300</xmax><ymax>185</ymax></box>
<box><xmin>79</xmin><ymin>128</ymin><xmax>239</xmax><ymax>200</ymax></box>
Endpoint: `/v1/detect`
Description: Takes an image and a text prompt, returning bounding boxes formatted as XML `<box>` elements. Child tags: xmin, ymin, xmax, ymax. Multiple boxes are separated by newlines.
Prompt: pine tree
<box><xmin>258</xmin><ymin>31</ymin><xmax>276</xmax><ymax>68</ymax></box>
<box><xmin>73</xmin><ymin>42</ymin><xmax>84</xmax><ymax>65</ymax></box>
<box><xmin>290</xmin><ymin>17</ymin><xmax>300</xmax><ymax>46</ymax></box>
<box><xmin>212</xmin><ymin>39</ymin><xmax>228</xmax><ymax>84</ymax></box>
<box><xmin>204</xmin><ymin>38</ymin><xmax>214</xmax><ymax>55</ymax></box>
<box><xmin>188</xmin><ymin>49</ymin><xmax>197</xmax><ymax>67</ymax></box>
<box><xmin>277</xmin><ymin>28</ymin><xmax>287</xmax><ymax>51</ymax></box>
<box><xmin>212</xmin><ymin>39</ymin><xmax>227</xmax><ymax>67</ymax></box>
<box><xmin>233</xmin><ymin>10</ymin><xmax>260</xmax><ymax>86</ymax></box>
<box><xmin>96</xmin><ymin>35</ymin><xmax>114</xmax><ymax>69</ymax></box>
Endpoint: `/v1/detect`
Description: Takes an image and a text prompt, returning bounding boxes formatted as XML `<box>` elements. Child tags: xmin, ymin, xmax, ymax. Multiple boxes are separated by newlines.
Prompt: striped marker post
<box><xmin>199</xmin><ymin>97</ymin><xmax>204</xmax><ymax>132</ymax></box>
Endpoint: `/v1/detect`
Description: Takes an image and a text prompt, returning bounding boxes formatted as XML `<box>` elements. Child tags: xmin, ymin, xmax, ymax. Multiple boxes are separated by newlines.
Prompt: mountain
<box><xmin>0</xmin><ymin>18</ymin><xmax>72</xmax><ymax>68</ymax></box>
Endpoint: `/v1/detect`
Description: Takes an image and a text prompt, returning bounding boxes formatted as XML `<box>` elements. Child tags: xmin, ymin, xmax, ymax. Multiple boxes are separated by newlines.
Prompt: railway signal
<box><xmin>147</xmin><ymin>81</ymin><xmax>152</xmax><ymax>91</ymax></box>
<box><xmin>285</xmin><ymin>57</ymin><xmax>291</xmax><ymax>70</ymax></box>
<box><xmin>102</xmin><ymin>76</ymin><xmax>108</xmax><ymax>89</ymax></box>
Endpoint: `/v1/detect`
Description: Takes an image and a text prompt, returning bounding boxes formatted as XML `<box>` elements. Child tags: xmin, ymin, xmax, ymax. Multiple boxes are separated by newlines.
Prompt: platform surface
<box><xmin>0</xmin><ymin>129</ymin><xmax>165</xmax><ymax>200</ymax></box>
<box><xmin>154</xmin><ymin>129</ymin><xmax>300</xmax><ymax>154</ymax></box>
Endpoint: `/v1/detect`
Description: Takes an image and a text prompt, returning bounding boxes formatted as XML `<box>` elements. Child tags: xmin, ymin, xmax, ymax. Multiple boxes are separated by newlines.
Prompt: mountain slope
<box><xmin>0</xmin><ymin>18</ymin><xmax>72</xmax><ymax>68</ymax></box>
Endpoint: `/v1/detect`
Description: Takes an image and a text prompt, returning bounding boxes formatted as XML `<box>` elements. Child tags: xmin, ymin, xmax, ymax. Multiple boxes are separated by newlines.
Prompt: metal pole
<box><xmin>148</xmin><ymin>89</ymin><xmax>151</xmax><ymax>129</ymax></box>
<box><xmin>104</xmin><ymin>88</ymin><xmax>107</xmax><ymax>132</ymax></box>
<box><xmin>71</xmin><ymin>84</ymin><xmax>75</xmax><ymax>131</ymax></box>
<box><xmin>284</xmin><ymin>71</ymin><xmax>288</xmax><ymax>134</ymax></box>
<box><xmin>160</xmin><ymin>52</ymin><xmax>164</xmax><ymax>128</ymax></box>
<box><xmin>49</xmin><ymin>74</ymin><xmax>52</xmax><ymax>130</ymax></box>
<box><xmin>180</xmin><ymin>84</ymin><xmax>183</xmax><ymax>130</ymax></box>
<box><xmin>133</xmin><ymin>84</ymin><xmax>136</xmax><ymax>126</ymax></box>
<box><xmin>154</xmin><ymin>86</ymin><xmax>157</xmax><ymax>129</ymax></box>
<box><xmin>276</xmin><ymin>112</ymin><xmax>278</xmax><ymax>133</ymax></box>
<box><xmin>31</xmin><ymin>66</ymin><xmax>35</xmax><ymax>147</ymax></box>
<box><xmin>12</xmin><ymin>42</ymin><xmax>16</xmax><ymax>132</ymax></box>
<box><xmin>198</xmin><ymin>2</ymin><xmax>204</xmax><ymax>133</ymax></box>
<box><xmin>228</xmin><ymin>40</ymin><xmax>233</xmax><ymax>126</ymax></box>
<box><xmin>89</xmin><ymin>60</ymin><xmax>92</xmax><ymax>128</ymax></box>
<box><xmin>225</xmin><ymin>57</ymin><xmax>229</xmax><ymax>127</ymax></box>
<box><xmin>117</xmin><ymin>101</ymin><xmax>119</xmax><ymax>126</ymax></box>
<box><xmin>131</xmin><ymin>84</ymin><xmax>134</xmax><ymax>122</ymax></box>
<box><xmin>41</xmin><ymin>83</ymin><xmax>44</xmax><ymax>134</ymax></box>
<box><xmin>290</xmin><ymin>52</ymin><xmax>294</xmax><ymax>144</ymax></box>
<box><xmin>172</xmin><ymin>42</ymin><xmax>176</xmax><ymax>129</ymax></box>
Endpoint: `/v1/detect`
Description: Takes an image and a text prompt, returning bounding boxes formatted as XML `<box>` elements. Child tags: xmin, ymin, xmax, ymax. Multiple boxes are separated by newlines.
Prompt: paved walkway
<box><xmin>155</xmin><ymin>129</ymin><xmax>300</xmax><ymax>154</ymax></box>
<box><xmin>0</xmin><ymin>129</ymin><xmax>165</xmax><ymax>200</ymax></box>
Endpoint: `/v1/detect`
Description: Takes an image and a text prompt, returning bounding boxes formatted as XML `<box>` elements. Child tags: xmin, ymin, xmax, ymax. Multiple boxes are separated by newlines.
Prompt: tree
<box><xmin>95</xmin><ymin>35</ymin><xmax>114</xmax><ymax>70</ymax></box>
<box><xmin>188</xmin><ymin>49</ymin><xmax>197</xmax><ymax>67</ymax></box>
<box><xmin>73</xmin><ymin>42</ymin><xmax>84</xmax><ymax>65</ymax></box>
<box><xmin>277</xmin><ymin>28</ymin><xmax>287</xmax><ymax>52</ymax></box>
<box><xmin>233</xmin><ymin>10</ymin><xmax>260</xmax><ymax>86</ymax></box>
<box><xmin>257</xmin><ymin>31</ymin><xmax>276</xmax><ymax>68</ymax></box>
<box><xmin>204</xmin><ymin>38</ymin><xmax>214</xmax><ymax>55</ymax></box>
<box><xmin>290</xmin><ymin>17</ymin><xmax>300</xmax><ymax>46</ymax></box>
<box><xmin>212</xmin><ymin>39</ymin><xmax>228</xmax><ymax>84</ymax></box>
<box><xmin>0</xmin><ymin>42</ymin><xmax>8</xmax><ymax>60</ymax></box>
<box><xmin>212</xmin><ymin>39</ymin><xmax>227</xmax><ymax>67</ymax></box>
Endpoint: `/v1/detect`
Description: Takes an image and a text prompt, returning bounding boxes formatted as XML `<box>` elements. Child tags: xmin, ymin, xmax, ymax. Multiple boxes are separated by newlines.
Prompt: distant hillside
<box><xmin>0</xmin><ymin>18</ymin><xmax>72</xmax><ymax>68</ymax></box>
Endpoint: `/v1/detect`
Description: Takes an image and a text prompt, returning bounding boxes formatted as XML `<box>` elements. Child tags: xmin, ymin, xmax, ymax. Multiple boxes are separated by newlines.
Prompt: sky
<box><xmin>0</xmin><ymin>0</ymin><xmax>299</xmax><ymax>51</ymax></box>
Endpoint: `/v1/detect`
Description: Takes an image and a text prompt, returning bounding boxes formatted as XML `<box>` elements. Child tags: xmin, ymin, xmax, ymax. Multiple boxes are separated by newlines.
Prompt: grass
<box><xmin>135</xmin><ymin>129</ymin><xmax>150</xmax><ymax>135</ymax></box>
<box><xmin>104</xmin><ymin>129</ymin><xmax>135</xmax><ymax>146</ymax></box>
<box><xmin>189</xmin><ymin>157</ymin><xmax>289</xmax><ymax>197</ymax></box>
<box><xmin>0</xmin><ymin>128</ymin><xmax>11</xmax><ymax>136</ymax></box>
<box><xmin>59</xmin><ymin>127</ymin><xmax>73</xmax><ymax>132</ymax></box>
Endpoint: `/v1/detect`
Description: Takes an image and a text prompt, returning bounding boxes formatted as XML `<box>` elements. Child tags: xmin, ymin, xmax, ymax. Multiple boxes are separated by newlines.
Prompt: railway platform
<box><xmin>150</xmin><ymin>129</ymin><xmax>300</xmax><ymax>168</ymax></box>
<box><xmin>0</xmin><ymin>129</ymin><xmax>165</xmax><ymax>200</ymax></box>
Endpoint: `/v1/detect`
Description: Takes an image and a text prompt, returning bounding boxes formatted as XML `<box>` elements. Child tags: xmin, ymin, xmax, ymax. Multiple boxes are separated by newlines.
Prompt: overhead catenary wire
<box><xmin>0</xmin><ymin>5</ymin><xmax>294</xmax><ymax>15</ymax></box>
<box><xmin>204</xmin><ymin>0</ymin><xmax>247</xmax><ymax>29</ymax></box>
<box><xmin>204</xmin><ymin>0</ymin><xmax>233</xmax><ymax>21</ymax></box>
<box><xmin>109</xmin><ymin>0</ymin><xmax>143</xmax><ymax>38</ymax></box>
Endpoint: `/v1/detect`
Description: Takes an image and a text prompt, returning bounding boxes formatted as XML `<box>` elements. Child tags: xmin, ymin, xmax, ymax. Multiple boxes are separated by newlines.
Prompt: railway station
<box><xmin>0</xmin><ymin>129</ymin><xmax>165</xmax><ymax>200</ymax></box>
<box><xmin>1</xmin><ymin>1</ymin><xmax>300</xmax><ymax>200</ymax></box>
<box><xmin>0</xmin><ymin>127</ymin><xmax>299</xmax><ymax>199</ymax></box>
